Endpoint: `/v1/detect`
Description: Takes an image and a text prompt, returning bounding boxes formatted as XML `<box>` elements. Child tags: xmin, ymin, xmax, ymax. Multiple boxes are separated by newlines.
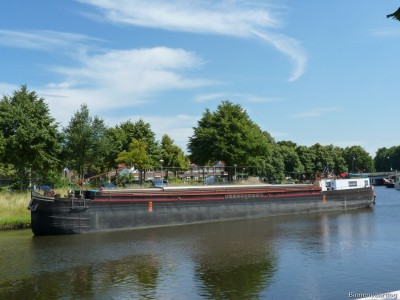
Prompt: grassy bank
<box><xmin>0</xmin><ymin>191</ymin><xmax>31</xmax><ymax>229</ymax></box>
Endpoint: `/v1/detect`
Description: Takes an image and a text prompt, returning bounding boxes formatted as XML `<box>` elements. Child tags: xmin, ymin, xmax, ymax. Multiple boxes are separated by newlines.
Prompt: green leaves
<box><xmin>161</xmin><ymin>134</ymin><xmax>189</xmax><ymax>172</ymax></box>
<box><xmin>116</xmin><ymin>138</ymin><xmax>152</xmax><ymax>170</ymax></box>
<box><xmin>0</xmin><ymin>87</ymin><xmax>380</xmax><ymax>188</ymax></box>
<box><xmin>188</xmin><ymin>101</ymin><xmax>375</xmax><ymax>182</ymax></box>
<box><xmin>387</xmin><ymin>7</ymin><xmax>400</xmax><ymax>21</ymax></box>
<box><xmin>116</xmin><ymin>119</ymin><xmax>161</xmax><ymax>166</ymax></box>
<box><xmin>62</xmin><ymin>104</ymin><xmax>107</xmax><ymax>180</ymax></box>
<box><xmin>374</xmin><ymin>146</ymin><xmax>400</xmax><ymax>172</ymax></box>
<box><xmin>0</xmin><ymin>85</ymin><xmax>61</xmax><ymax>189</ymax></box>
<box><xmin>188</xmin><ymin>101</ymin><xmax>282</xmax><ymax>180</ymax></box>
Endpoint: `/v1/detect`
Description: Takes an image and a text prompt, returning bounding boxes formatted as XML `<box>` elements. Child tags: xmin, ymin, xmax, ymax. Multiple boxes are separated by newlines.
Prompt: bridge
<box><xmin>352</xmin><ymin>172</ymin><xmax>396</xmax><ymax>185</ymax></box>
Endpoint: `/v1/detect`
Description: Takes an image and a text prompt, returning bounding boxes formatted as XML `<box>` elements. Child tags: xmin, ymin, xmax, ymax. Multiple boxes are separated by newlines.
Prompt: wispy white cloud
<box><xmin>194</xmin><ymin>92</ymin><xmax>281</xmax><ymax>103</ymax></box>
<box><xmin>369</xmin><ymin>27</ymin><xmax>400</xmax><ymax>37</ymax></box>
<box><xmin>194</xmin><ymin>93</ymin><xmax>228</xmax><ymax>103</ymax></box>
<box><xmin>47</xmin><ymin>47</ymin><xmax>212</xmax><ymax>104</ymax></box>
<box><xmin>0</xmin><ymin>28</ymin><xmax>214</xmax><ymax>128</ymax></box>
<box><xmin>0</xmin><ymin>29</ymin><xmax>98</xmax><ymax>53</ymax></box>
<box><xmin>78</xmin><ymin>0</ymin><xmax>281</xmax><ymax>35</ymax></box>
<box><xmin>289</xmin><ymin>107</ymin><xmax>340</xmax><ymax>118</ymax></box>
<box><xmin>36</xmin><ymin>47</ymin><xmax>214</xmax><ymax>126</ymax></box>
<box><xmin>78</xmin><ymin>0</ymin><xmax>307</xmax><ymax>81</ymax></box>
<box><xmin>270</xmin><ymin>130</ymin><xmax>291</xmax><ymax>138</ymax></box>
<box><xmin>0</xmin><ymin>82</ymin><xmax>19</xmax><ymax>97</ymax></box>
<box><xmin>50</xmin><ymin>47</ymin><xmax>209</xmax><ymax>92</ymax></box>
<box><xmin>252</xmin><ymin>31</ymin><xmax>307</xmax><ymax>82</ymax></box>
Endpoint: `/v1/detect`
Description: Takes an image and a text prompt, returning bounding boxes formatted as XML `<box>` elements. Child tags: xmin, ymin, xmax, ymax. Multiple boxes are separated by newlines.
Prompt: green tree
<box><xmin>0</xmin><ymin>131</ymin><xmax>15</xmax><ymax>178</ymax></box>
<box><xmin>277</xmin><ymin>141</ymin><xmax>297</xmax><ymax>148</ymax></box>
<box><xmin>160</xmin><ymin>134</ymin><xmax>190</xmax><ymax>177</ymax></box>
<box><xmin>262</xmin><ymin>131</ymin><xmax>275</xmax><ymax>143</ymax></box>
<box><xmin>62</xmin><ymin>104</ymin><xmax>108</xmax><ymax>183</ymax></box>
<box><xmin>387</xmin><ymin>146</ymin><xmax>400</xmax><ymax>172</ymax></box>
<box><xmin>101</xmin><ymin>126</ymin><xmax>127</xmax><ymax>170</ymax></box>
<box><xmin>387</xmin><ymin>7</ymin><xmax>400</xmax><ymax>21</ymax></box>
<box><xmin>252</xmin><ymin>145</ymin><xmax>285</xmax><ymax>182</ymax></box>
<box><xmin>115</xmin><ymin>138</ymin><xmax>152</xmax><ymax>169</ymax></box>
<box><xmin>0</xmin><ymin>131</ymin><xmax>5</xmax><ymax>170</ymax></box>
<box><xmin>343</xmin><ymin>146</ymin><xmax>374</xmax><ymax>173</ymax></box>
<box><xmin>374</xmin><ymin>147</ymin><xmax>389</xmax><ymax>172</ymax></box>
<box><xmin>309</xmin><ymin>143</ymin><xmax>346</xmax><ymax>175</ymax></box>
<box><xmin>115</xmin><ymin>138</ymin><xmax>152</xmax><ymax>183</ymax></box>
<box><xmin>326</xmin><ymin>145</ymin><xmax>347</xmax><ymax>175</ymax></box>
<box><xmin>0</xmin><ymin>131</ymin><xmax>4</xmax><ymax>157</ymax></box>
<box><xmin>374</xmin><ymin>146</ymin><xmax>399</xmax><ymax>172</ymax></box>
<box><xmin>277</xmin><ymin>143</ymin><xmax>304</xmax><ymax>177</ymax></box>
<box><xmin>0</xmin><ymin>85</ymin><xmax>61</xmax><ymax>189</ymax></box>
<box><xmin>296</xmin><ymin>145</ymin><xmax>316</xmax><ymax>175</ymax></box>
<box><xmin>188</xmin><ymin>101</ymin><xmax>283</xmax><ymax>180</ymax></box>
<box><xmin>117</xmin><ymin>119</ymin><xmax>161</xmax><ymax>167</ymax></box>
<box><xmin>311</xmin><ymin>143</ymin><xmax>335</xmax><ymax>173</ymax></box>
<box><xmin>306</xmin><ymin>144</ymin><xmax>347</xmax><ymax>175</ymax></box>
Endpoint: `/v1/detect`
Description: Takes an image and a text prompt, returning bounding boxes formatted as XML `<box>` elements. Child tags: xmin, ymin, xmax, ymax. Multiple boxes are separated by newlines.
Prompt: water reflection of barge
<box><xmin>28</xmin><ymin>178</ymin><xmax>375</xmax><ymax>235</ymax></box>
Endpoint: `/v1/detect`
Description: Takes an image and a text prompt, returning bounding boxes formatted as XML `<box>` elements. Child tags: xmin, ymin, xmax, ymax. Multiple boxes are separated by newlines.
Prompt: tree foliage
<box><xmin>296</xmin><ymin>146</ymin><xmax>315</xmax><ymax>174</ymax></box>
<box><xmin>278</xmin><ymin>142</ymin><xmax>372</xmax><ymax>178</ymax></box>
<box><xmin>0</xmin><ymin>87</ymin><xmax>392</xmax><ymax>187</ymax></box>
<box><xmin>277</xmin><ymin>142</ymin><xmax>304</xmax><ymax>174</ymax></box>
<box><xmin>0</xmin><ymin>85</ymin><xmax>61</xmax><ymax>189</ymax></box>
<box><xmin>387</xmin><ymin>7</ymin><xmax>400</xmax><ymax>21</ymax></box>
<box><xmin>343</xmin><ymin>146</ymin><xmax>374</xmax><ymax>173</ymax></box>
<box><xmin>117</xmin><ymin>119</ymin><xmax>161</xmax><ymax>166</ymax></box>
<box><xmin>161</xmin><ymin>134</ymin><xmax>190</xmax><ymax>176</ymax></box>
<box><xmin>375</xmin><ymin>146</ymin><xmax>400</xmax><ymax>172</ymax></box>
<box><xmin>188</xmin><ymin>101</ymin><xmax>283</xmax><ymax>180</ymax></box>
<box><xmin>62</xmin><ymin>104</ymin><xmax>107</xmax><ymax>181</ymax></box>
<box><xmin>101</xmin><ymin>126</ymin><xmax>127</xmax><ymax>170</ymax></box>
<box><xmin>115</xmin><ymin>138</ymin><xmax>152</xmax><ymax>170</ymax></box>
<box><xmin>115</xmin><ymin>138</ymin><xmax>153</xmax><ymax>184</ymax></box>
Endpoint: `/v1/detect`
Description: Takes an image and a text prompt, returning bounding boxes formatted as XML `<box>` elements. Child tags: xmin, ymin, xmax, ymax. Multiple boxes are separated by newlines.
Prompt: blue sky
<box><xmin>0</xmin><ymin>1</ymin><xmax>399</xmax><ymax>156</ymax></box>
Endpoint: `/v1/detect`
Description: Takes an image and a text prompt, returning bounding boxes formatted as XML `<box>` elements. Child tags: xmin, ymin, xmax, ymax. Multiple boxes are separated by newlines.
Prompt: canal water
<box><xmin>0</xmin><ymin>186</ymin><xmax>399</xmax><ymax>300</ymax></box>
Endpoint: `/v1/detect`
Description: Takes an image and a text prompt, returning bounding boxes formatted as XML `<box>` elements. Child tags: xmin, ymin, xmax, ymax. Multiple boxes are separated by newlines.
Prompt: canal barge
<box><xmin>28</xmin><ymin>178</ymin><xmax>375</xmax><ymax>235</ymax></box>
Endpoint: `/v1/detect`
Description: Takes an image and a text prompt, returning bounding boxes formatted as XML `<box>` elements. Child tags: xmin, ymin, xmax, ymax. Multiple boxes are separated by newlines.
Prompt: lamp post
<box><xmin>234</xmin><ymin>164</ymin><xmax>237</xmax><ymax>181</ymax></box>
<box><xmin>387</xmin><ymin>156</ymin><xmax>393</xmax><ymax>172</ymax></box>
<box><xmin>352</xmin><ymin>157</ymin><xmax>355</xmax><ymax>174</ymax></box>
<box><xmin>160</xmin><ymin>159</ymin><xmax>164</xmax><ymax>183</ymax></box>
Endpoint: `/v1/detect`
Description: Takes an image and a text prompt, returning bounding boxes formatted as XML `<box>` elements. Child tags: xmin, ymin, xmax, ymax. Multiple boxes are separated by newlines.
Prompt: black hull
<box><xmin>29</xmin><ymin>186</ymin><xmax>375</xmax><ymax>235</ymax></box>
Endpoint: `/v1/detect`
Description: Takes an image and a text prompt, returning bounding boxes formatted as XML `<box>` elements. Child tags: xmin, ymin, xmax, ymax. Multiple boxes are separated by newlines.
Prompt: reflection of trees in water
<box><xmin>1</xmin><ymin>217</ymin><xmax>281</xmax><ymax>299</ymax></box>
<box><xmin>0</xmin><ymin>265</ymin><xmax>95</xmax><ymax>300</ymax></box>
<box><xmin>100</xmin><ymin>254</ymin><xmax>159</xmax><ymax>298</ymax></box>
<box><xmin>192</xmin><ymin>220</ymin><xmax>278</xmax><ymax>299</ymax></box>
<box><xmin>0</xmin><ymin>254</ymin><xmax>159</xmax><ymax>300</ymax></box>
<box><xmin>195</xmin><ymin>249</ymin><xmax>277</xmax><ymax>299</ymax></box>
<box><xmin>72</xmin><ymin>267</ymin><xmax>95</xmax><ymax>298</ymax></box>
